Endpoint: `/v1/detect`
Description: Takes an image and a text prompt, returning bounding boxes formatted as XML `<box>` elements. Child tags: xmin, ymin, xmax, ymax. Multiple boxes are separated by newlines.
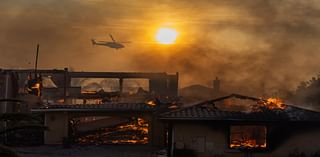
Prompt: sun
<box><xmin>155</xmin><ymin>28</ymin><xmax>178</xmax><ymax>45</ymax></box>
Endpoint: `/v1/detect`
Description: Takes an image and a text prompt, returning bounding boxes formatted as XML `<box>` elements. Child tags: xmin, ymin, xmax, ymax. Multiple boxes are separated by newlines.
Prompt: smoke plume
<box><xmin>1</xmin><ymin>0</ymin><xmax>320</xmax><ymax>96</ymax></box>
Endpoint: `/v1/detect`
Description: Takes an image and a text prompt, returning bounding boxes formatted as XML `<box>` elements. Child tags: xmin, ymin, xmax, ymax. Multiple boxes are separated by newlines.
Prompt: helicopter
<box><xmin>91</xmin><ymin>34</ymin><xmax>130</xmax><ymax>49</ymax></box>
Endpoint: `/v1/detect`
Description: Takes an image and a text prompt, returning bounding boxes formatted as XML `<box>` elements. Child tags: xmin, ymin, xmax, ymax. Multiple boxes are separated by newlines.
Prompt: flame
<box><xmin>168</xmin><ymin>105</ymin><xmax>178</xmax><ymax>109</ymax></box>
<box><xmin>146</xmin><ymin>100</ymin><xmax>156</xmax><ymax>106</ymax></box>
<box><xmin>111</xmin><ymin>139</ymin><xmax>148</xmax><ymax>144</ymax></box>
<box><xmin>262</xmin><ymin>98</ymin><xmax>286</xmax><ymax>110</ymax></box>
<box><xmin>76</xmin><ymin>117</ymin><xmax>148</xmax><ymax>144</ymax></box>
<box><xmin>31</xmin><ymin>83</ymin><xmax>41</xmax><ymax>96</ymax></box>
<box><xmin>230</xmin><ymin>138</ymin><xmax>267</xmax><ymax>148</ymax></box>
<box><xmin>56</xmin><ymin>99</ymin><xmax>65</xmax><ymax>104</ymax></box>
<box><xmin>32</xmin><ymin>83</ymin><xmax>41</xmax><ymax>89</ymax></box>
<box><xmin>117</xmin><ymin>118</ymin><xmax>148</xmax><ymax>134</ymax></box>
<box><xmin>230</xmin><ymin>126</ymin><xmax>267</xmax><ymax>149</ymax></box>
<box><xmin>81</xmin><ymin>90</ymin><xmax>97</xmax><ymax>94</ymax></box>
<box><xmin>230</xmin><ymin>141</ymin><xmax>267</xmax><ymax>148</ymax></box>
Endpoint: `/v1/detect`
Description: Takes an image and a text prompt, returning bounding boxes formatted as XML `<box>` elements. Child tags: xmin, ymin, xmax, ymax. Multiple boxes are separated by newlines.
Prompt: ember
<box><xmin>76</xmin><ymin>117</ymin><xmax>149</xmax><ymax>144</ymax></box>
<box><xmin>230</xmin><ymin>125</ymin><xmax>267</xmax><ymax>149</ymax></box>
<box><xmin>26</xmin><ymin>82</ymin><xmax>41</xmax><ymax>96</ymax></box>
<box><xmin>145</xmin><ymin>100</ymin><xmax>156</xmax><ymax>106</ymax></box>
<box><xmin>81</xmin><ymin>90</ymin><xmax>97</xmax><ymax>94</ymax></box>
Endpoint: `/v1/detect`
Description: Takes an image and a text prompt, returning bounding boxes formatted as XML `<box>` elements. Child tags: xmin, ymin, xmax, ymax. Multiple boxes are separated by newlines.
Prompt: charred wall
<box><xmin>171</xmin><ymin>121</ymin><xmax>320</xmax><ymax>157</ymax></box>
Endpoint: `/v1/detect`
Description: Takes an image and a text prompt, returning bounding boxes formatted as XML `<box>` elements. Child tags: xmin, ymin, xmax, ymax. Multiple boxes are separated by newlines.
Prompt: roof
<box><xmin>159</xmin><ymin>94</ymin><xmax>320</xmax><ymax>122</ymax></box>
<box><xmin>31</xmin><ymin>103</ymin><xmax>157</xmax><ymax>112</ymax></box>
<box><xmin>0</xmin><ymin>98</ymin><xmax>26</xmax><ymax>103</ymax></box>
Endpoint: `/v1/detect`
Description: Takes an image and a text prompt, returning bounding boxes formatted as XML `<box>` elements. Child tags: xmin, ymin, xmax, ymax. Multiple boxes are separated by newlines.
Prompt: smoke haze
<box><xmin>1</xmin><ymin>0</ymin><xmax>320</xmax><ymax>96</ymax></box>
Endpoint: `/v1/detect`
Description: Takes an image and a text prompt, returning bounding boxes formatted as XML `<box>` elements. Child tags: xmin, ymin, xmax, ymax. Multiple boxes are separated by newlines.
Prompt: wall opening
<box><xmin>122</xmin><ymin>79</ymin><xmax>149</xmax><ymax>94</ymax></box>
<box><xmin>229</xmin><ymin>125</ymin><xmax>267</xmax><ymax>150</ymax></box>
<box><xmin>70</xmin><ymin>116</ymin><xmax>149</xmax><ymax>145</ymax></box>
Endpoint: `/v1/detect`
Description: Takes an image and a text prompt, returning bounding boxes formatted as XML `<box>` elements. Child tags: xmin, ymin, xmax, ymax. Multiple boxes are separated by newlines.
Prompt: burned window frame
<box><xmin>227</xmin><ymin>124</ymin><xmax>268</xmax><ymax>151</ymax></box>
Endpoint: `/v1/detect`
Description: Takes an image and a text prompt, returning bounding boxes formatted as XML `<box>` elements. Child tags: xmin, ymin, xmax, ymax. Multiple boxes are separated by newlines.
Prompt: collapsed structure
<box><xmin>0</xmin><ymin>68</ymin><xmax>179</xmax><ymax>146</ymax></box>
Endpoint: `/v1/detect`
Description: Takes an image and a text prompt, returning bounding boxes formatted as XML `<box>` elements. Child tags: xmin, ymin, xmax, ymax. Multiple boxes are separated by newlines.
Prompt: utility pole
<box><xmin>34</xmin><ymin>44</ymin><xmax>40</xmax><ymax>78</ymax></box>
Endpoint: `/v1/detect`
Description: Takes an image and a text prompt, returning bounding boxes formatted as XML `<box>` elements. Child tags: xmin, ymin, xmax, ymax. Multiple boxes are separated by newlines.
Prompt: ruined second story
<box><xmin>0</xmin><ymin>68</ymin><xmax>179</xmax><ymax>112</ymax></box>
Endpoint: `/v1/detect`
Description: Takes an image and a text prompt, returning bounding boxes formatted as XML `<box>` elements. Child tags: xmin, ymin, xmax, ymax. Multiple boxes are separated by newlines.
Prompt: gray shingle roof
<box><xmin>159</xmin><ymin>94</ymin><xmax>320</xmax><ymax>122</ymax></box>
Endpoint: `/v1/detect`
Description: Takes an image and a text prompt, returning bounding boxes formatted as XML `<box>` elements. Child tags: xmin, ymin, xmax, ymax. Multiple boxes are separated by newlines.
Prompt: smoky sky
<box><xmin>1</xmin><ymin>0</ymin><xmax>320</xmax><ymax>96</ymax></box>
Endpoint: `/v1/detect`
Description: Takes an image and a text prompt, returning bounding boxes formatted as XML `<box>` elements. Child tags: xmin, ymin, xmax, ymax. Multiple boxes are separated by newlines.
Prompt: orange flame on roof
<box><xmin>261</xmin><ymin>98</ymin><xmax>286</xmax><ymax>110</ymax></box>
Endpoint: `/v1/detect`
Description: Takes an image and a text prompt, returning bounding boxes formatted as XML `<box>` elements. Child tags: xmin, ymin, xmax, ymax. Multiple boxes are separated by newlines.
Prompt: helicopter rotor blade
<box><xmin>109</xmin><ymin>34</ymin><xmax>116</xmax><ymax>42</ymax></box>
<box><xmin>118</xmin><ymin>41</ymin><xmax>131</xmax><ymax>43</ymax></box>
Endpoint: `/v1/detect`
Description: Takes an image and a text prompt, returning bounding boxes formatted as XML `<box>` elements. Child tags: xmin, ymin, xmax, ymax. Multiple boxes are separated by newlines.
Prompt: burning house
<box><xmin>160</xmin><ymin>94</ymin><xmax>320</xmax><ymax>157</ymax></box>
<box><xmin>0</xmin><ymin>68</ymin><xmax>178</xmax><ymax>106</ymax></box>
<box><xmin>0</xmin><ymin>68</ymin><xmax>179</xmax><ymax>146</ymax></box>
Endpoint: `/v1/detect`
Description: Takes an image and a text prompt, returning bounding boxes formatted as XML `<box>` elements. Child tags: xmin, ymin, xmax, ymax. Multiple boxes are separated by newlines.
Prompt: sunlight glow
<box><xmin>155</xmin><ymin>28</ymin><xmax>178</xmax><ymax>44</ymax></box>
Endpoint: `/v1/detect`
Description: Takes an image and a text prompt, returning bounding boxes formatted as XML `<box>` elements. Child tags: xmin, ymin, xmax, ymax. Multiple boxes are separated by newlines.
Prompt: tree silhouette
<box><xmin>294</xmin><ymin>74</ymin><xmax>320</xmax><ymax>106</ymax></box>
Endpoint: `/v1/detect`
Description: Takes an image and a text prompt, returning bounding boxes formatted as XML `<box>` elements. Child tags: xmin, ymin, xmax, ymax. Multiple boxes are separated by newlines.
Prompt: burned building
<box><xmin>0</xmin><ymin>68</ymin><xmax>178</xmax><ymax>107</ymax></box>
<box><xmin>0</xmin><ymin>68</ymin><xmax>179</xmax><ymax>146</ymax></box>
<box><xmin>160</xmin><ymin>94</ymin><xmax>320</xmax><ymax>157</ymax></box>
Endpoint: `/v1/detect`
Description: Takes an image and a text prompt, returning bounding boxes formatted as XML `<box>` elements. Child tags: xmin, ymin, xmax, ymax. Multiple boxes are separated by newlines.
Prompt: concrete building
<box><xmin>32</xmin><ymin>103</ymin><xmax>170</xmax><ymax>146</ymax></box>
<box><xmin>0</xmin><ymin>68</ymin><xmax>179</xmax><ymax>147</ymax></box>
<box><xmin>160</xmin><ymin>94</ymin><xmax>320</xmax><ymax>157</ymax></box>
<box><xmin>0</xmin><ymin>69</ymin><xmax>179</xmax><ymax>106</ymax></box>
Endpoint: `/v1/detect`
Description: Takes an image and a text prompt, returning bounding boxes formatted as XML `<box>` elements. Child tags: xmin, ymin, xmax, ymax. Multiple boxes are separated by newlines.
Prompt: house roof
<box><xmin>31</xmin><ymin>103</ymin><xmax>157</xmax><ymax>112</ymax></box>
<box><xmin>159</xmin><ymin>94</ymin><xmax>320</xmax><ymax>122</ymax></box>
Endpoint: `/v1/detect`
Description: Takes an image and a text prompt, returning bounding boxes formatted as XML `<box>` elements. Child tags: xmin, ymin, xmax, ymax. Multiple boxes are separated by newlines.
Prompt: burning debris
<box><xmin>213</xmin><ymin>94</ymin><xmax>287</xmax><ymax>113</ymax></box>
<box><xmin>249</xmin><ymin>97</ymin><xmax>287</xmax><ymax>112</ymax></box>
<box><xmin>75</xmin><ymin>117</ymin><xmax>149</xmax><ymax>145</ymax></box>
<box><xmin>260</xmin><ymin>98</ymin><xmax>286</xmax><ymax>110</ymax></box>
<box><xmin>230</xmin><ymin>125</ymin><xmax>267</xmax><ymax>149</ymax></box>
<box><xmin>145</xmin><ymin>100</ymin><xmax>157</xmax><ymax>106</ymax></box>
<box><xmin>25</xmin><ymin>74</ymin><xmax>42</xmax><ymax>96</ymax></box>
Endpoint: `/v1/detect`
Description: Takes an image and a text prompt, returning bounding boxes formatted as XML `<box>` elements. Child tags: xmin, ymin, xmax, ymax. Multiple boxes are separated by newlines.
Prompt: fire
<box><xmin>32</xmin><ymin>83</ymin><xmax>41</xmax><ymax>89</ymax></box>
<box><xmin>32</xmin><ymin>83</ymin><xmax>41</xmax><ymax>96</ymax></box>
<box><xmin>117</xmin><ymin>118</ymin><xmax>149</xmax><ymax>134</ymax></box>
<box><xmin>26</xmin><ymin>82</ymin><xmax>41</xmax><ymax>96</ymax></box>
<box><xmin>261</xmin><ymin>98</ymin><xmax>286</xmax><ymax>110</ymax></box>
<box><xmin>230</xmin><ymin>140</ymin><xmax>267</xmax><ymax>148</ymax></box>
<box><xmin>230</xmin><ymin>125</ymin><xmax>267</xmax><ymax>149</ymax></box>
<box><xmin>145</xmin><ymin>100</ymin><xmax>156</xmax><ymax>106</ymax></box>
<box><xmin>81</xmin><ymin>90</ymin><xmax>97</xmax><ymax>94</ymax></box>
<box><xmin>56</xmin><ymin>99</ymin><xmax>65</xmax><ymax>104</ymax></box>
<box><xmin>31</xmin><ymin>83</ymin><xmax>41</xmax><ymax>96</ymax></box>
<box><xmin>111</xmin><ymin>138</ymin><xmax>148</xmax><ymax>144</ymax></box>
<box><xmin>76</xmin><ymin>117</ymin><xmax>148</xmax><ymax>144</ymax></box>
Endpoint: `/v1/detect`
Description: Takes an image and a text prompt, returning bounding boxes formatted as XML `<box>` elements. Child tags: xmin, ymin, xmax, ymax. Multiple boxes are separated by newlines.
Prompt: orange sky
<box><xmin>1</xmin><ymin>0</ymin><xmax>320</xmax><ymax>95</ymax></box>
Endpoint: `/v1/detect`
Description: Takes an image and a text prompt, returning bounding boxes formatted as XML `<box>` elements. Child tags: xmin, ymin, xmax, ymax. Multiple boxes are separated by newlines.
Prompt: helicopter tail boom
<box><xmin>91</xmin><ymin>39</ymin><xmax>97</xmax><ymax>45</ymax></box>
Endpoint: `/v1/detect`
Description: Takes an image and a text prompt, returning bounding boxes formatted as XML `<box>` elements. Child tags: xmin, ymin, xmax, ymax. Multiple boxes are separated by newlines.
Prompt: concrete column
<box><xmin>3</xmin><ymin>74</ymin><xmax>9</xmax><ymax>113</ymax></box>
<box><xmin>63</xmin><ymin>68</ymin><xmax>68</xmax><ymax>104</ymax></box>
<box><xmin>150</xmin><ymin>116</ymin><xmax>166</xmax><ymax>146</ymax></box>
<box><xmin>119</xmin><ymin>78</ymin><xmax>123</xmax><ymax>94</ymax></box>
<box><xmin>168</xmin><ymin>123</ymin><xmax>174</xmax><ymax>157</ymax></box>
<box><xmin>2</xmin><ymin>73</ymin><xmax>11</xmax><ymax>144</ymax></box>
<box><xmin>44</xmin><ymin>112</ymin><xmax>69</xmax><ymax>144</ymax></box>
